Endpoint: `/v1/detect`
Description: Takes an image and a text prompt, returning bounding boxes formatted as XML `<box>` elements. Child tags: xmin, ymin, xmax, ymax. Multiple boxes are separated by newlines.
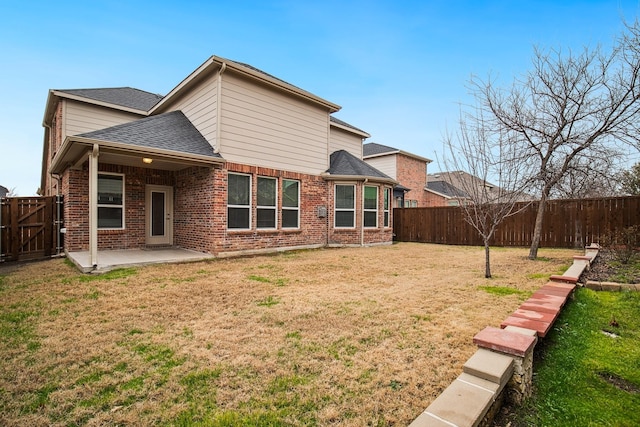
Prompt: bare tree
<box><xmin>470</xmin><ymin>21</ymin><xmax>640</xmax><ymax>259</ymax></box>
<box><xmin>552</xmin><ymin>154</ymin><xmax>623</xmax><ymax>199</ymax></box>
<box><xmin>442</xmin><ymin>108</ymin><xmax>532</xmax><ymax>278</ymax></box>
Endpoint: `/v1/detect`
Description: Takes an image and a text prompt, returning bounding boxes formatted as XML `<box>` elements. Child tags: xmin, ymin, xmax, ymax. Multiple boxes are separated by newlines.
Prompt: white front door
<box><xmin>146</xmin><ymin>185</ymin><xmax>173</xmax><ymax>246</ymax></box>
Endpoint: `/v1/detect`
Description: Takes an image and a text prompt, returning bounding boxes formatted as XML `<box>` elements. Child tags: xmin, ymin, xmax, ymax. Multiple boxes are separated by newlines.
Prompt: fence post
<box><xmin>10</xmin><ymin>198</ymin><xmax>18</xmax><ymax>261</ymax></box>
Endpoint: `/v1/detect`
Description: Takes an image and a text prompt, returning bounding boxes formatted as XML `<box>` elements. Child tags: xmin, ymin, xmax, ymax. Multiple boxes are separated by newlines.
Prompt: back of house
<box><xmin>39</xmin><ymin>56</ymin><xmax>395</xmax><ymax>268</ymax></box>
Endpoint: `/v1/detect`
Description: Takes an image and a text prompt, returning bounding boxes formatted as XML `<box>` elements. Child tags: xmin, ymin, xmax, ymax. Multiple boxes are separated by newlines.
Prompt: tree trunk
<box><xmin>528</xmin><ymin>194</ymin><xmax>548</xmax><ymax>259</ymax></box>
<box><xmin>484</xmin><ymin>240</ymin><xmax>491</xmax><ymax>278</ymax></box>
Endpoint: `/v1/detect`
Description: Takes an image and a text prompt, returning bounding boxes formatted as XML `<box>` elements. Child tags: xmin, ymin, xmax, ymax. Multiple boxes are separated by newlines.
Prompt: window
<box><xmin>282</xmin><ymin>179</ymin><xmax>299</xmax><ymax>228</ymax></box>
<box><xmin>228</xmin><ymin>173</ymin><xmax>251</xmax><ymax>229</ymax></box>
<box><xmin>257</xmin><ymin>177</ymin><xmax>277</xmax><ymax>229</ymax></box>
<box><xmin>98</xmin><ymin>174</ymin><xmax>124</xmax><ymax>229</ymax></box>
<box><xmin>363</xmin><ymin>185</ymin><xmax>378</xmax><ymax>228</ymax></box>
<box><xmin>384</xmin><ymin>188</ymin><xmax>391</xmax><ymax>228</ymax></box>
<box><xmin>334</xmin><ymin>184</ymin><xmax>355</xmax><ymax>228</ymax></box>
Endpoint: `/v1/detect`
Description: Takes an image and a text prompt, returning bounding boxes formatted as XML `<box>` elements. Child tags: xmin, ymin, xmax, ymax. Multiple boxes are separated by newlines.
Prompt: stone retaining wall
<box><xmin>409</xmin><ymin>244</ymin><xmax>600</xmax><ymax>427</ymax></box>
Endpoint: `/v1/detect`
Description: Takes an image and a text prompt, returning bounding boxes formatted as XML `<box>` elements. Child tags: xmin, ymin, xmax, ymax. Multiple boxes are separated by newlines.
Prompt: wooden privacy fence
<box><xmin>393</xmin><ymin>196</ymin><xmax>640</xmax><ymax>248</ymax></box>
<box><xmin>0</xmin><ymin>196</ymin><xmax>63</xmax><ymax>263</ymax></box>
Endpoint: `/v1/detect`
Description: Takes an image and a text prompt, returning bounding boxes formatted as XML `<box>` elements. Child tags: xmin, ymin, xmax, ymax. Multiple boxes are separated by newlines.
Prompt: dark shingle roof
<box><xmin>330</xmin><ymin>116</ymin><xmax>368</xmax><ymax>135</ymax></box>
<box><xmin>427</xmin><ymin>180</ymin><xmax>469</xmax><ymax>198</ymax></box>
<box><xmin>78</xmin><ymin>111</ymin><xmax>220</xmax><ymax>158</ymax></box>
<box><xmin>56</xmin><ymin>87</ymin><xmax>163</xmax><ymax>111</ymax></box>
<box><xmin>363</xmin><ymin>142</ymin><xmax>398</xmax><ymax>157</ymax></box>
<box><xmin>326</xmin><ymin>150</ymin><xmax>393</xmax><ymax>180</ymax></box>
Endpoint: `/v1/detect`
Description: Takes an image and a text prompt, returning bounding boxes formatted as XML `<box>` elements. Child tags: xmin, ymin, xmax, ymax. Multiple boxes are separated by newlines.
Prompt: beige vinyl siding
<box><xmin>157</xmin><ymin>74</ymin><xmax>217</xmax><ymax>146</ymax></box>
<box><xmin>219</xmin><ymin>73</ymin><xmax>329</xmax><ymax>174</ymax></box>
<box><xmin>364</xmin><ymin>155</ymin><xmax>397</xmax><ymax>180</ymax></box>
<box><xmin>64</xmin><ymin>100</ymin><xmax>143</xmax><ymax>137</ymax></box>
<box><xmin>329</xmin><ymin>126</ymin><xmax>362</xmax><ymax>158</ymax></box>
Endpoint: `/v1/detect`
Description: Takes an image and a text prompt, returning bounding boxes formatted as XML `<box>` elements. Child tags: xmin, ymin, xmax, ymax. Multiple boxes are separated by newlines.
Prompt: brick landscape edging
<box><xmin>409</xmin><ymin>244</ymin><xmax>599</xmax><ymax>427</ymax></box>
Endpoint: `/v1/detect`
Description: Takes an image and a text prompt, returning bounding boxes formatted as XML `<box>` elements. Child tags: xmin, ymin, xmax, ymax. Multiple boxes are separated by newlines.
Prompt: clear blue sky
<box><xmin>1</xmin><ymin>0</ymin><xmax>639</xmax><ymax>195</ymax></box>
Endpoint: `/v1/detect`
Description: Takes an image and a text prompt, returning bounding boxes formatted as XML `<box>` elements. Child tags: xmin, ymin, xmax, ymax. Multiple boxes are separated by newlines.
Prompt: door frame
<box><xmin>145</xmin><ymin>185</ymin><xmax>174</xmax><ymax>246</ymax></box>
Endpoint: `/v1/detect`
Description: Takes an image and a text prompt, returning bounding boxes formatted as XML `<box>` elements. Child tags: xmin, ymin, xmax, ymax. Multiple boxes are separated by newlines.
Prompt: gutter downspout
<box><xmin>52</xmin><ymin>173</ymin><xmax>62</xmax><ymax>257</ymax></box>
<box><xmin>89</xmin><ymin>144</ymin><xmax>99</xmax><ymax>269</ymax></box>
<box><xmin>215</xmin><ymin>62</ymin><xmax>227</xmax><ymax>154</ymax></box>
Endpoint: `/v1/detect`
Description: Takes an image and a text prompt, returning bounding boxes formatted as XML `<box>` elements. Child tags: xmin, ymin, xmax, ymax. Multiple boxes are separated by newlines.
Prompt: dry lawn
<box><xmin>0</xmin><ymin>243</ymin><xmax>576</xmax><ymax>426</ymax></box>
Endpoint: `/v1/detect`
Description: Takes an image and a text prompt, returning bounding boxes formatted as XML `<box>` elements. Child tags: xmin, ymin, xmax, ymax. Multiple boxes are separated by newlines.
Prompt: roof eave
<box><xmin>152</xmin><ymin>55</ymin><xmax>342</xmax><ymax>114</ymax></box>
<box><xmin>321</xmin><ymin>173</ymin><xmax>397</xmax><ymax>185</ymax></box>
<box><xmin>425</xmin><ymin>187</ymin><xmax>453</xmax><ymax>199</ymax></box>
<box><xmin>399</xmin><ymin>150</ymin><xmax>433</xmax><ymax>163</ymax></box>
<box><xmin>330</xmin><ymin>121</ymin><xmax>370</xmax><ymax>138</ymax></box>
<box><xmin>50</xmin><ymin>135</ymin><xmax>224</xmax><ymax>175</ymax></box>
<box><xmin>362</xmin><ymin>151</ymin><xmax>399</xmax><ymax>159</ymax></box>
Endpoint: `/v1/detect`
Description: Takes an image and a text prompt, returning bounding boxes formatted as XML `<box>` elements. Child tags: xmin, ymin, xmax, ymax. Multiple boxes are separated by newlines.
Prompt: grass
<box><xmin>502</xmin><ymin>288</ymin><xmax>640</xmax><ymax>426</ymax></box>
<box><xmin>0</xmin><ymin>243</ymin><xmax>577</xmax><ymax>426</ymax></box>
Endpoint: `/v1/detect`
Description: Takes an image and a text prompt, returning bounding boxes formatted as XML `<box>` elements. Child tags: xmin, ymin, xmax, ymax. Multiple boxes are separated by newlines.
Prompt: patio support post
<box><xmin>89</xmin><ymin>144</ymin><xmax>99</xmax><ymax>268</ymax></box>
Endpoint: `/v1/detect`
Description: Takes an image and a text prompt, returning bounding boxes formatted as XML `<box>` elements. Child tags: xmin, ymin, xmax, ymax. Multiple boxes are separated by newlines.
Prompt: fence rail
<box><xmin>0</xmin><ymin>196</ymin><xmax>63</xmax><ymax>263</ymax></box>
<box><xmin>393</xmin><ymin>196</ymin><xmax>640</xmax><ymax>248</ymax></box>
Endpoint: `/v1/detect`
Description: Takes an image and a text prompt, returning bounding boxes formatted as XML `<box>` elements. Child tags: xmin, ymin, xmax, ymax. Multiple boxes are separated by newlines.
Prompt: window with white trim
<box><xmin>282</xmin><ymin>179</ymin><xmax>300</xmax><ymax>228</ymax></box>
<box><xmin>97</xmin><ymin>173</ymin><xmax>124</xmax><ymax>229</ymax></box>
<box><xmin>334</xmin><ymin>184</ymin><xmax>355</xmax><ymax>228</ymax></box>
<box><xmin>257</xmin><ymin>176</ymin><xmax>277</xmax><ymax>229</ymax></box>
<box><xmin>363</xmin><ymin>185</ymin><xmax>378</xmax><ymax>228</ymax></box>
<box><xmin>384</xmin><ymin>187</ymin><xmax>391</xmax><ymax>228</ymax></box>
<box><xmin>227</xmin><ymin>173</ymin><xmax>251</xmax><ymax>229</ymax></box>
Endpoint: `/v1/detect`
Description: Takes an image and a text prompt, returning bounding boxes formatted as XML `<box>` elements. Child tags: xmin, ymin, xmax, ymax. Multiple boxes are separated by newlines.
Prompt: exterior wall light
<box><xmin>142</xmin><ymin>158</ymin><xmax>153</xmax><ymax>164</ymax></box>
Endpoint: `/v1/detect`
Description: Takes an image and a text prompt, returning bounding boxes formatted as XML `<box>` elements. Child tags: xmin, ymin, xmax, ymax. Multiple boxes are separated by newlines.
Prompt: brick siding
<box><xmin>396</xmin><ymin>153</ymin><xmax>430</xmax><ymax>207</ymax></box>
<box><xmin>61</xmin><ymin>161</ymin><xmax>393</xmax><ymax>254</ymax></box>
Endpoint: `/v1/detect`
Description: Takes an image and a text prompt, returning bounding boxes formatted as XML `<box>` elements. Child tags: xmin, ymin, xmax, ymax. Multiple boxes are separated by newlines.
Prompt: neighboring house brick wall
<box><xmin>396</xmin><ymin>153</ymin><xmax>429</xmax><ymax>207</ymax></box>
<box><xmin>425</xmin><ymin>191</ymin><xmax>450</xmax><ymax>207</ymax></box>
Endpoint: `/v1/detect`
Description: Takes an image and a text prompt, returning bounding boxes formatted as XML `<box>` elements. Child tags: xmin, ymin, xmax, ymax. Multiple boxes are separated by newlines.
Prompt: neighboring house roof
<box><xmin>54</xmin><ymin>87</ymin><xmax>163</xmax><ymax>111</ymax></box>
<box><xmin>77</xmin><ymin>111</ymin><xmax>220</xmax><ymax>158</ymax></box>
<box><xmin>325</xmin><ymin>150</ymin><xmax>396</xmax><ymax>183</ymax></box>
<box><xmin>363</xmin><ymin>142</ymin><xmax>432</xmax><ymax>163</ymax></box>
<box><xmin>428</xmin><ymin>171</ymin><xmax>497</xmax><ymax>193</ymax></box>
<box><xmin>0</xmin><ymin>185</ymin><xmax>8</xmax><ymax>198</ymax></box>
<box><xmin>426</xmin><ymin>180</ymin><xmax>469</xmax><ymax>199</ymax></box>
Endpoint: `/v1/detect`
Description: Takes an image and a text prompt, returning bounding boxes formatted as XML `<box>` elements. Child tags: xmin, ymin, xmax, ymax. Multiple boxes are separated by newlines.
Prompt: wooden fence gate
<box><xmin>0</xmin><ymin>196</ymin><xmax>63</xmax><ymax>263</ymax></box>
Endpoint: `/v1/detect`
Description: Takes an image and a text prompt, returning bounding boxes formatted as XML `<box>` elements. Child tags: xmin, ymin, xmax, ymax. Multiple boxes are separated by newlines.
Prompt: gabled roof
<box><xmin>324</xmin><ymin>150</ymin><xmax>395</xmax><ymax>183</ymax></box>
<box><xmin>363</xmin><ymin>142</ymin><xmax>432</xmax><ymax>163</ymax></box>
<box><xmin>152</xmin><ymin>55</ymin><xmax>342</xmax><ymax>114</ymax></box>
<box><xmin>77</xmin><ymin>111</ymin><xmax>219</xmax><ymax>158</ymax></box>
<box><xmin>53</xmin><ymin>87</ymin><xmax>163</xmax><ymax>111</ymax></box>
<box><xmin>363</xmin><ymin>142</ymin><xmax>398</xmax><ymax>157</ymax></box>
<box><xmin>426</xmin><ymin>180</ymin><xmax>469</xmax><ymax>199</ymax></box>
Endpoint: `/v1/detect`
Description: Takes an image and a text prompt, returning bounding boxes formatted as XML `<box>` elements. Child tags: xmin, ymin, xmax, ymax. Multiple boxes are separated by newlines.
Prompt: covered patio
<box><xmin>67</xmin><ymin>248</ymin><xmax>214</xmax><ymax>273</ymax></box>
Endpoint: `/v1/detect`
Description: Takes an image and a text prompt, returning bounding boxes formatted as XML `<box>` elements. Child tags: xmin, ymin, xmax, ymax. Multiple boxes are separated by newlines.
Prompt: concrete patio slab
<box><xmin>67</xmin><ymin>248</ymin><xmax>214</xmax><ymax>273</ymax></box>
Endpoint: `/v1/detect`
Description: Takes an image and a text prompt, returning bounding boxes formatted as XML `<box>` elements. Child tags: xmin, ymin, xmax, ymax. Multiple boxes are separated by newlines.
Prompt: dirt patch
<box><xmin>583</xmin><ymin>249</ymin><xmax>640</xmax><ymax>284</ymax></box>
<box><xmin>0</xmin><ymin>243</ymin><xmax>575</xmax><ymax>426</ymax></box>
<box><xmin>598</xmin><ymin>372</ymin><xmax>640</xmax><ymax>394</ymax></box>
